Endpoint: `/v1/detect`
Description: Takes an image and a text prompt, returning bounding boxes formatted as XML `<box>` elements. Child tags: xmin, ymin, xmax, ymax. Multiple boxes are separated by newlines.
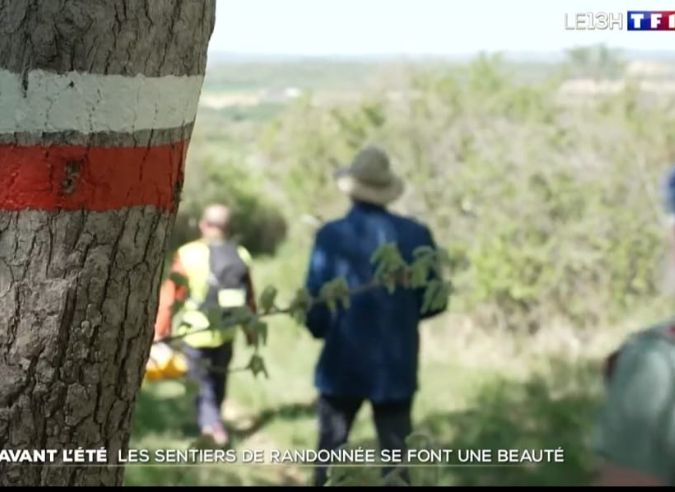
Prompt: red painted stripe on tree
<box><xmin>0</xmin><ymin>143</ymin><xmax>187</xmax><ymax>211</ymax></box>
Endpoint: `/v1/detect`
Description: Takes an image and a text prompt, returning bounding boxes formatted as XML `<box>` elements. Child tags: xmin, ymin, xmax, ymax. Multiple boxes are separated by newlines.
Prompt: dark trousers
<box><xmin>183</xmin><ymin>342</ymin><xmax>233</xmax><ymax>430</ymax></box>
<box><xmin>314</xmin><ymin>394</ymin><xmax>413</xmax><ymax>486</ymax></box>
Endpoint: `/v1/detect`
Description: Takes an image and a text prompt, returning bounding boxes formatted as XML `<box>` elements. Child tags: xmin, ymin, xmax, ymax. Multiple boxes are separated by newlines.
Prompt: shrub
<box><xmin>172</xmin><ymin>151</ymin><xmax>287</xmax><ymax>256</ymax></box>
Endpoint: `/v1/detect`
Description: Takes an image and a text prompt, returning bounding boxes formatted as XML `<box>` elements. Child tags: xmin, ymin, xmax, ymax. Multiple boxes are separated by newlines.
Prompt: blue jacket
<box><xmin>304</xmin><ymin>201</ymin><xmax>445</xmax><ymax>402</ymax></box>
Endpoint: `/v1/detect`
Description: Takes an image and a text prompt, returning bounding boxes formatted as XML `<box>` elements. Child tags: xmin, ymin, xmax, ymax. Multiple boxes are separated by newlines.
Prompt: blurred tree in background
<box><xmin>564</xmin><ymin>44</ymin><xmax>626</xmax><ymax>80</ymax></box>
<box><xmin>173</xmin><ymin>138</ymin><xmax>288</xmax><ymax>256</ymax></box>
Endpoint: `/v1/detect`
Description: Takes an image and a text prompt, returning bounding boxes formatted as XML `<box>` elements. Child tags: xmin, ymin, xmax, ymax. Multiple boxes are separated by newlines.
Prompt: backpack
<box><xmin>201</xmin><ymin>240</ymin><xmax>250</xmax><ymax>315</ymax></box>
<box><xmin>175</xmin><ymin>239</ymin><xmax>251</xmax><ymax>347</ymax></box>
<box><xmin>604</xmin><ymin>322</ymin><xmax>675</xmax><ymax>383</ymax></box>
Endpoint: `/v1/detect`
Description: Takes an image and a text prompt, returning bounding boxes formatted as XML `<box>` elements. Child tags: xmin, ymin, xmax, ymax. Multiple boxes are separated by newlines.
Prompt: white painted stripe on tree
<box><xmin>0</xmin><ymin>69</ymin><xmax>204</xmax><ymax>135</ymax></box>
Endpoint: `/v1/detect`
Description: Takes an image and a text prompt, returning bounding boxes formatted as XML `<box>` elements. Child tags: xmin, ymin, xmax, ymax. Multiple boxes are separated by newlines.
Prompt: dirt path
<box><xmin>223</xmin><ymin>399</ymin><xmax>308</xmax><ymax>485</ymax></box>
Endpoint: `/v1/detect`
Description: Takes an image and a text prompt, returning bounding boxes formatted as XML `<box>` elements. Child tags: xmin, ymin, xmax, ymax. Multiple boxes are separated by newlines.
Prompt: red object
<box><xmin>0</xmin><ymin>142</ymin><xmax>187</xmax><ymax>211</ymax></box>
<box><xmin>154</xmin><ymin>256</ymin><xmax>190</xmax><ymax>340</ymax></box>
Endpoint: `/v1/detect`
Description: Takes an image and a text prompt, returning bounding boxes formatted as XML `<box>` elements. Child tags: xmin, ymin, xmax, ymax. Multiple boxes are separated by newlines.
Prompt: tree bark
<box><xmin>0</xmin><ymin>0</ymin><xmax>215</xmax><ymax>485</ymax></box>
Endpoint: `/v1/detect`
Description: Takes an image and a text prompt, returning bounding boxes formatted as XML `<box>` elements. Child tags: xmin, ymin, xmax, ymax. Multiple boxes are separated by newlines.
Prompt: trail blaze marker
<box><xmin>0</xmin><ymin>70</ymin><xmax>202</xmax><ymax>211</ymax></box>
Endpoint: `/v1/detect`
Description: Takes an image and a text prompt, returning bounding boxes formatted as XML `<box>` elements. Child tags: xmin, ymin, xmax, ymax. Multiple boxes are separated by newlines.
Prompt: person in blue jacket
<box><xmin>304</xmin><ymin>145</ymin><xmax>447</xmax><ymax>485</ymax></box>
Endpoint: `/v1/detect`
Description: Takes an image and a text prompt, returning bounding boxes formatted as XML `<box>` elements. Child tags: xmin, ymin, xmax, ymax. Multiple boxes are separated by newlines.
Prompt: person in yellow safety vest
<box><xmin>154</xmin><ymin>204</ymin><xmax>257</xmax><ymax>447</ymax></box>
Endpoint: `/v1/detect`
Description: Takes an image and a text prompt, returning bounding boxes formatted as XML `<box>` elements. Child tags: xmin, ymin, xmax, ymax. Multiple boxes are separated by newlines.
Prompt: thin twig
<box><xmin>152</xmin><ymin>279</ymin><xmax>393</xmax><ymax>346</ymax></box>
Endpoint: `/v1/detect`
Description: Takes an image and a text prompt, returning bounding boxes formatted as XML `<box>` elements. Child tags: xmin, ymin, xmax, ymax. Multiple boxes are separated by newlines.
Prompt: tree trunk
<box><xmin>0</xmin><ymin>0</ymin><xmax>215</xmax><ymax>485</ymax></box>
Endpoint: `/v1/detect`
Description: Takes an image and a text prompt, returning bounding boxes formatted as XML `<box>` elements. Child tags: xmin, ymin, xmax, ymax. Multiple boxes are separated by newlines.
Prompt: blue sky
<box><xmin>210</xmin><ymin>0</ymin><xmax>674</xmax><ymax>56</ymax></box>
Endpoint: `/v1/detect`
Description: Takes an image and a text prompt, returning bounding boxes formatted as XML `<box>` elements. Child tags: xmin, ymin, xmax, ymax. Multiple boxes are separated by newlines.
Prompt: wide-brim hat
<box><xmin>334</xmin><ymin>146</ymin><xmax>404</xmax><ymax>206</ymax></box>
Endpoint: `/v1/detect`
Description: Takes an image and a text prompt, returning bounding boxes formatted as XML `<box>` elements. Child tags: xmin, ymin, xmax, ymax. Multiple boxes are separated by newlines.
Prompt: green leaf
<box><xmin>227</xmin><ymin>306</ymin><xmax>254</xmax><ymax>325</ymax></box>
<box><xmin>422</xmin><ymin>280</ymin><xmax>442</xmax><ymax>314</ymax></box>
<box><xmin>411</xmin><ymin>261</ymin><xmax>431</xmax><ymax>288</ymax></box>
<box><xmin>432</xmin><ymin>282</ymin><xmax>451</xmax><ymax>311</ymax></box>
<box><xmin>413</xmin><ymin>245</ymin><xmax>435</xmax><ymax>259</ymax></box>
<box><xmin>257</xmin><ymin>321</ymin><xmax>268</xmax><ymax>346</ymax></box>
<box><xmin>246</xmin><ymin>353</ymin><xmax>268</xmax><ymax>378</ymax></box>
<box><xmin>371</xmin><ymin>243</ymin><xmax>408</xmax><ymax>295</ymax></box>
<box><xmin>332</xmin><ymin>277</ymin><xmax>351</xmax><ymax>310</ymax></box>
<box><xmin>371</xmin><ymin>243</ymin><xmax>405</xmax><ymax>270</ymax></box>
<box><xmin>168</xmin><ymin>271</ymin><xmax>189</xmax><ymax>288</ymax></box>
<box><xmin>319</xmin><ymin>278</ymin><xmax>351</xmax><ymax>313</ymax></box>
<box><xmin>289</xmin><ymin>288</ymin><xmax>313</xmax><ymax>325</ymax></box>
<box><xmin>258</xmin><ymin>286</ymin><xmax>278</xmax><ymax>314</ymax></box>
<box><xmin>370</xmin><ymin>244</ymin><xmax>387</xmax><ymax>265</ymax></box>
<box><xmin>245</xmin><ymin>318</ymin><xmax>268</xmax><ymax>347</ymax></box>
<box><xmin>291</xmin><ymin>308</ymin><xmax>307</xmax><ymax>325</ymax></box>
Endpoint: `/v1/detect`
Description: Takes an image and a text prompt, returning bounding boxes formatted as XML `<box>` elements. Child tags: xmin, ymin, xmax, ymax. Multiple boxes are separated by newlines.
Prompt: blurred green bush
<box><xmin>171</xmin><ymin>151</ymin><xmax>287</xmax><ymax>256</ymax></box>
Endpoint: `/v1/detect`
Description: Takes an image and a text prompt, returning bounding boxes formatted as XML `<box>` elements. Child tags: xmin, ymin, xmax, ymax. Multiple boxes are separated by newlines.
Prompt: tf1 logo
<box><xmin>565</xmin><ymin>11</ymin><xmax>675</xmax><ymax>30</ymax></box>
<box><xmin>627</xmin><ymin>11</ymin><xmax>675</xmax><ymax>30</ymax></box>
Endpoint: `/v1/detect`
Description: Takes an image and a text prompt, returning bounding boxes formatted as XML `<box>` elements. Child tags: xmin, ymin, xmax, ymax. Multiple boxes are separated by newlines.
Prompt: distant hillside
<box><xmin>203</xmin><ymin>58</ymin><xmax>380</xmax><ymax>92</ymax></box>
<box><xmin>203</xmin><ymin>48</ymin><xmax>675</xmax><ymax>94</ymax></box>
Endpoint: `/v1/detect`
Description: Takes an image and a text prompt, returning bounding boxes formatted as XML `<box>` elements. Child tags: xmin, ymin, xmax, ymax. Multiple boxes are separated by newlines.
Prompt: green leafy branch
<box><xmin>153</xmin><ymin>242</ymin><xmax>453</xmax><ymax>379</ymax></box>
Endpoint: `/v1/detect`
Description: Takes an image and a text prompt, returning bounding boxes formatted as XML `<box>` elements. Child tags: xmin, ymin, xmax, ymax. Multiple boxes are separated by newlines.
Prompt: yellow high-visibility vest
<box><xmin>173</xmin><ymin>239</ymin><xmax>253</xmax><ymax>348</ymax></box>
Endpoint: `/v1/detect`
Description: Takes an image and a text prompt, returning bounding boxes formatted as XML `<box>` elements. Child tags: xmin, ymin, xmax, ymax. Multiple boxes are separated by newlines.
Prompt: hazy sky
<box><xmin>210</xmin><ymin>0</ymin><xmax>673</xmax><ymax>56</ymax></box>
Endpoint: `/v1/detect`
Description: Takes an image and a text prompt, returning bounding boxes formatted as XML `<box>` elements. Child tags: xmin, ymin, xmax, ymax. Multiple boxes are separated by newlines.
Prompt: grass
<box><xmin>124</xmin><ymin>248</ymin><xmax>647</xmax><ymax>486</ymax></box>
